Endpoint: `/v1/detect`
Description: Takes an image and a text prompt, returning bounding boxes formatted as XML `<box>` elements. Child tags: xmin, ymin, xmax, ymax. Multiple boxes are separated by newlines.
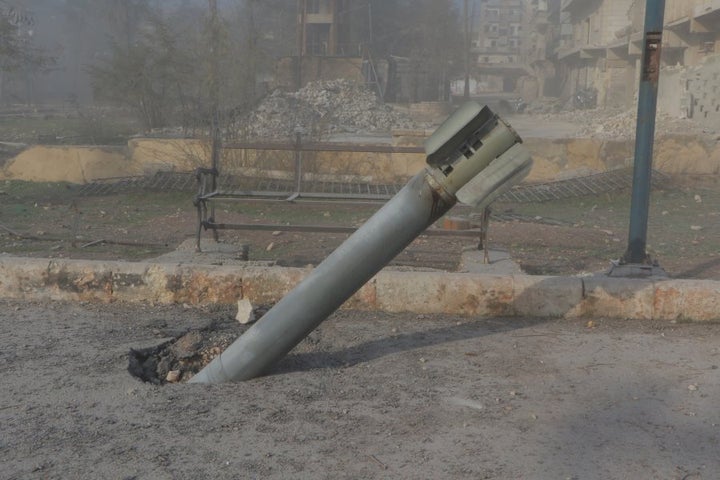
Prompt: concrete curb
<box><xmin>0</xmin><ymin>257</ymin><xmax>718</xmax><ymax>322</ymax></box>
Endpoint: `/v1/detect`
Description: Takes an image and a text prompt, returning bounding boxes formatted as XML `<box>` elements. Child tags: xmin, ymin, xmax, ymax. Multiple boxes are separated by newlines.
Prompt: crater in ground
<box><xmin>128</xmin><ymin>320</ymin><xmax>242</xmax><ymax>384</ymax></box>
<box><xmin>127</xmin><ymin>305</ymin><xmax>271</xmax><ymax>384</ymax></box>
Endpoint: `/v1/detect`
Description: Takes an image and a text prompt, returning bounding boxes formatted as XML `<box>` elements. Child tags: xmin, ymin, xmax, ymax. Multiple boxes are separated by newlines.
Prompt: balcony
<box><xmin>695</xmin><ymin>0</ymin><xmax>720</xmax><ymax>17</ymax></box>
<box><xmin>305</xmin><ymin>13</ymin><xmax>334</xmax><ymax>24</ymax></box>
<box><xmin>562</xmin><ymin>0</ymin><xmax>601</xmax><ymax>13</ymax></box>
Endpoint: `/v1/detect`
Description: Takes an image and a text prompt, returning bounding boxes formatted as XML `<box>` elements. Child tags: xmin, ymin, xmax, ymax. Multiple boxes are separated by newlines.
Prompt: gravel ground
<box><xmin>2</xmin><ymin>300</ymin><xmax>720</xmax><ymax>479</ymax></box>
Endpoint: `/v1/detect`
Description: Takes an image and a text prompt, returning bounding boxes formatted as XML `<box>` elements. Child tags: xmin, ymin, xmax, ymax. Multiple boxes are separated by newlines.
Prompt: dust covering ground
<box><xmin>1</xmin><ymin>300</ymin><xmax>719</xmax><ymax>479</ymax></box>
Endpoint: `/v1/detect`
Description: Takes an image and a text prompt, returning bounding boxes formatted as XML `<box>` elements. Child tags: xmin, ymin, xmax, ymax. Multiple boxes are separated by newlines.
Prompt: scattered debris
<box><xmin>528</xmin><ymin>107</ymin><xmax>715</xmax><ymax>140</ymax></box>
<box><xmin>236</xmin><ymin>298</ymin><xmax>256</xmax><ymax>325</ymax></box>
<box><xmin>128</xmin><ymin>307</ymin><xmax>273</xmax><ymax>384</ymax></box>
<box><xmin>128</xmin><ymin>323</ymin><xmax>241</xmax><ymax>384</ymax></box>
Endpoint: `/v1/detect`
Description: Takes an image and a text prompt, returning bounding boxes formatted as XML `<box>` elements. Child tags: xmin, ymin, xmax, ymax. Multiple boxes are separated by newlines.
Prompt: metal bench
<box><xmin>193</xmin><ymin>140</ymin><xmax>427</xmax><ymax>251</ymax></box>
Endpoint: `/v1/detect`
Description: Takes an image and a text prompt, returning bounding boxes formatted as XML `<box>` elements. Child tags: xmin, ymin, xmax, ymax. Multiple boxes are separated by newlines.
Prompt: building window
<box><xmin>307</xmin><ymin>0</ymin><xmax>321</xmax><ymax>14</ymax></box>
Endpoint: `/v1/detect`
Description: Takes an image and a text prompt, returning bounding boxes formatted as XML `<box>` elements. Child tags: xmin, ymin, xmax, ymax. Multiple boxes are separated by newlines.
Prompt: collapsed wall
<box><xmin>658</xmin><ymin>55</ymin><xmax>720</xmax><ymax>132</ymax></box>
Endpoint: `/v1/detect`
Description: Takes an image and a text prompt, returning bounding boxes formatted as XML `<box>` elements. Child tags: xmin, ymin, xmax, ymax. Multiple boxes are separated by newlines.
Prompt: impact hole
<box><xmin>127</xmin><ymin>309</ymin><xmax>270</xmax><ymax>384</ymax></box>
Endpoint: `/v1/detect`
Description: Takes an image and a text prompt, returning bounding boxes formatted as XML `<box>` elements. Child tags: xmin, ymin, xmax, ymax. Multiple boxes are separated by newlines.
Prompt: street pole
<box><xmin>612</xmin><ymin>0</ymin><xmax>667</xmax><ymax>276</ymax></box>
<box><xmin>207</xmin><ymin>0</ymin><xmax>221</xmax><ymax>243</ymax></box>
<box><xmin>296</xmin><ymin>0</ymin><xmax>305</xmax><ymax>89</ymax></box>
<box><xmin>464</xmin><ymin>0</ymin><xmax>471</xmax><ymax>99</ymax></box>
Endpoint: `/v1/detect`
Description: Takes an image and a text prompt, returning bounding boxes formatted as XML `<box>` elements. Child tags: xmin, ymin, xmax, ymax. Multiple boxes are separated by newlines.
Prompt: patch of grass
<box><xmin>213</xmin><ymin>200</ymin><xmax>379</xmax><ymax>226</ymax></box>
<box><xmin>2</xmin><ymin>180</ymin><xmax>719</xmax><ymax>278</ymax></box>
<box><xmin>0</xmin><ymin>111</ymin><xmax>140</xmax><ymax>145</ymax></box>
<box><xmin>1</xmin><ymin>180</ymin><xmax>78</xmax><ymax>199</ymax></box>
<box><xmin>0</xmin><ymin>181</ymin><xmax>80</xmax><ymax>233</ymax></box>
<box><xmin>501</xmin><ymin>187</ymin><xmax>719</xmax><ymax>247</ymax></box>
<box><xmin>92</xmin><ymin>192</ymin><xmax>192</xmax><ymax>225</ymax></box>
<box><xmin>498</xmin><ymin>192</ymin><xmax>631</xmax><ymax>230</ymax></box>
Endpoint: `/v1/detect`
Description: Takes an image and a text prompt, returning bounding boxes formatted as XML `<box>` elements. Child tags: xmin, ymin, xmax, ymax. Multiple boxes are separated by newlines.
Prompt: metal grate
<box><xmin>79</xmin><ymin>167</ymin><xmax>669</xmax><ymax>202</ymax></box>
<box><xmin>77</xmin><ymin>172</ymin><xmax>198</xmax><ymax>196</ymax></box>
<box><xmin>498</xmin><ymin>168</ymin><xmax>669</xmax><ymax>203</ymax></box>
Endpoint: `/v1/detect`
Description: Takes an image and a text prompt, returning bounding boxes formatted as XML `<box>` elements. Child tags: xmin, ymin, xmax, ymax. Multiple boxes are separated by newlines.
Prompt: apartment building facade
<box><xmin>555</xmin><ymin>0</ymin><xmax>635</xmax><ymax>108</ymax></box>
<box><xmin>297</xmin><ymin>0</ymin><xmax>362</xmax><ymax>56</ymax></box>
<box><xmin>655</xmin><ymin>0</ymin><xmax>720</xmax><ymax>126</ymax></box>
<box><xmin>468</xmin><ymin>0</ymin><xmax>556</xmax><ymax>101</ymax></box>
<box><xmin>275</xmin><ymin>0</ymin><xmax>369</xmax><ymax>90</ymax></box>
<box><xmin>555</xmin><ymin>0</ymin><xmax>720</xmax><ymax>120</ymax></box>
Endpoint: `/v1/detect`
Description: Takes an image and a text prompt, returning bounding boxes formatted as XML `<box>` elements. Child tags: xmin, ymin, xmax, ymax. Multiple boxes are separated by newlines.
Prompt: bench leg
<box><xmin>195</xmin><ymin>199</ymin><xmax>205</xmax><ymax>252</ymax></box>
<box><xmin>209</xmin><ymin>203</ymin><xmax>219</xmax><ymax>242</ymax></box>
<box><xmin>477</xmin><ymin>207</ymin><xmax>491</xmax><ymax>264</ymax></box>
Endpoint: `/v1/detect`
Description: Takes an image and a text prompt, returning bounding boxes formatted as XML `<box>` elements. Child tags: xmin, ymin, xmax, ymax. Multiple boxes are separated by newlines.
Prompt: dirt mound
<box><xmin>233</xmin><ymin>79</ymin><xmax>421</xmax><ymax>139</ymax></box>
<box><xmin>128</xmin><ymin>323</ymin><xmax>240</xmax><ymax>384</ymax></box>
<box><xmin>128</xmin><ymin>307</ymin><xmax>271</xmax><ymax>384</ymax></box>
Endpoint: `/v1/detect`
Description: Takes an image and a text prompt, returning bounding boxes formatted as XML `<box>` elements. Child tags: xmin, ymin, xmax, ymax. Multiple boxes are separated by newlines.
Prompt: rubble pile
<box><xmin>234</xmin><ymin>79</ymin><xmax>420</xmax><ymax>139</ymax></box>
<box><xmin>525</xmin><ymin>97</ymin><xmax>564</xmax><ymax>114</ymax></box>
<box><xmin>529</xmin><ymin>107</ymin><xmax>716</xmax><ymax>140</ymax></box>
<box><xmin>576</xmin><ymin>109</ymin><xmax>716</xmax><ymax>140</ymax></box>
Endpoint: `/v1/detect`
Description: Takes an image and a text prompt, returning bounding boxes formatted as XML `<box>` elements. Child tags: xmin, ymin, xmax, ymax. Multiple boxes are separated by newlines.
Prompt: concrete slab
<box><xmin>375</xmin><ymin>272</ymin><xmax>513</xmax><ymax>316</ymax></box>
<box><xmin>512</xmin><ymin>275</ymin><xmax>584</xmax><ymax>318</ymax></box>
<box><xmin>575</xmin><ymin>275</ymin><xmax>656</xmax><ymax>320</ymax></box>
<box><xmin>1</xmin><ymin>256</ymin><xmax>719</xmax><ymax>322</ymax></box>
<box><xmin>151</xmin><ymin>238</ymin><xmax>269</xmax><ymax>266</ymax></box>
<box><xmin>654</xmin><ymin>279</ymin><xmax>720</xmax><ymax>322</ymax></box>
<box><xmin>458</xmin><ymin>248</ymin><xmax>523</xmax><ymax>275</ymax></box>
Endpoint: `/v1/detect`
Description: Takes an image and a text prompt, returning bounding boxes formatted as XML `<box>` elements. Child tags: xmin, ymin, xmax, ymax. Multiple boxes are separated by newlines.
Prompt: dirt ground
<box><xmin>1</xmin><ymin>180</ymin><xmax>719</xmax><ymax>278</ymax></box>
<box><xmin>1</xmin><ymin>299</ymin><xmax>719</xmax><ymax>480</ymax></box>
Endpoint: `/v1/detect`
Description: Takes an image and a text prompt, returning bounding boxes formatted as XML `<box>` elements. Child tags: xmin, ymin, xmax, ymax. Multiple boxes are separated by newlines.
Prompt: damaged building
<box><xmin>555</xmin><ymin>0</ymin><xmax>637</xmax><ymax>108</ymax></box>
<box><xmin>555</xmin><ymin>0</ymin><xmax>720</xmax><ymax>127</ymax></box>
<box><xmin>276</xmin><ymin>0</ymin><xmax>446</xmax><ymax>104</ymax></box>
<box><xmin>651</xmin><ymin>0</ymin><xmax>720</xmax><ymax>128</ymax></box>
<box><xmin>275</xmin><ymin>0</ymin><xmax>374</xmax><ymax>92</ymax></box>
<box><xmin>453</xmin><ymin>0</ymin><xmax>558</xmax><ymax>104</ymax></box>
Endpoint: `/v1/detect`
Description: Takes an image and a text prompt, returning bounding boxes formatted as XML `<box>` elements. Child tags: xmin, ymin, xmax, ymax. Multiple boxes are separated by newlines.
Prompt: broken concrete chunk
<box><xmin>236</xmin><ymin>299</ymin><xmax>256</xmax><ymax>325</ymax></box>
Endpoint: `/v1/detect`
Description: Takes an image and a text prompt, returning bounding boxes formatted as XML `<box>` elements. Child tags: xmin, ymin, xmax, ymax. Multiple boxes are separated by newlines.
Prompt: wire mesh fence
<box><xmin>78</xmin><ymin>165</ymin><xmax>670</xmax><ymax>203</ymax></box>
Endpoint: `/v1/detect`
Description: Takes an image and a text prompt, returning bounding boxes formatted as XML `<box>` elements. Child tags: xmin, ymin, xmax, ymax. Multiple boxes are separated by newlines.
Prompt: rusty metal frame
<box><xmin>194</xmin><ymin>140</ymin><xmax>428</xmax><ymax>250</ymax></box>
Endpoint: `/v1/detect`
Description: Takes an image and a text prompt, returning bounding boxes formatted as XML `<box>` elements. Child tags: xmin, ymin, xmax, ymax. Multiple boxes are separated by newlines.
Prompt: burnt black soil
<box><xmin>128</xmin><ymin>319</ymin><xmax>244</xmax><ymax>384</ymax></box>
<box><xmin>128</xmin><ymin>305</ymin><xmax>273</xmax><ymax>384</ymax></box>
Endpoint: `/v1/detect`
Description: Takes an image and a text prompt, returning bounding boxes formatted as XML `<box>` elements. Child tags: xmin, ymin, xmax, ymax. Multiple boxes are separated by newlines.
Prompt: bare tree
<box><xmin>0</xmin><ymin>1</ymin><xmax>54</xmax><ymax>103</ymax></box>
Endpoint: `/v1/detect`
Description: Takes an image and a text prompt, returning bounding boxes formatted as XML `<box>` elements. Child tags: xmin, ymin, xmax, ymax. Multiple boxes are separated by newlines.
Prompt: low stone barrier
<box><xmin>1</xmin><ymin>257</ymin><xmax>718</xmax><ymax>322</ymax></box>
